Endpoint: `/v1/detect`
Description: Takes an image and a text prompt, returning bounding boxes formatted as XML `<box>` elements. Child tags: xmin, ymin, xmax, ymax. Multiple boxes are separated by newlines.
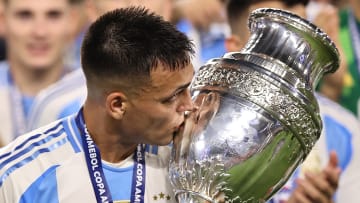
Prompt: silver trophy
<box><xmin>169</xmin><ymin>8</ymin><xmax>339</xmax><ymax>203</ymax></box>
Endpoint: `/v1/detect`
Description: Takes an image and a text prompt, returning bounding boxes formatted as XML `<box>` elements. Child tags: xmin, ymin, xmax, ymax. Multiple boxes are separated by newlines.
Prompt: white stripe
<box><xmin>0</xmin><ymin>122</ymin><xmax>66</xmax><ymax>175</ymax></box>
<box><xmin>0</xmin><ymin>138</ymin><xmax>76</xmax><ymax>203</ymax></box>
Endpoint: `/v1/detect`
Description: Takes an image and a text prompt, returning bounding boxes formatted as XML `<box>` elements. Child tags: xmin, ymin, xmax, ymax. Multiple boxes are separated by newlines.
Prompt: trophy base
<box><xmin>175</xmin><ymin>190</ymin><xmax>220</xmax><ymax>203</ymax></box>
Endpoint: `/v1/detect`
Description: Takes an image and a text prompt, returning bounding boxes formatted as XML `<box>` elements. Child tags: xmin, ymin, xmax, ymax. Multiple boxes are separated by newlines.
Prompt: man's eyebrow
<box><xmin>171</xmin><ymin>70</ymin><xmax>195</xmax><ymax>93</ymax></box>
<box><xmin>172</xmin><ymin>82</ymin><xmax>192</xmax><ymax>94</ymax></box>
<box><xmin>159</xmin><ymin>82</ymin><xmax>191</xmax><ymax>101</ymax></box>
<box><xmin>160</xmin><ymin>70</ymin><xmax>194</xmax><ymax>101</ymax></box>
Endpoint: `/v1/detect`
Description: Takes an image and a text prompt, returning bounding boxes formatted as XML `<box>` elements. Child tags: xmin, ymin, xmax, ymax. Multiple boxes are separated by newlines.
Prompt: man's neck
<box><xmin>96</xmin><ymin>142</ymin><xmax>138</xmax><ymax>163</ymax></box>
<box><xmin>83</xmin><ymin>101</ymin><xmax>138</xmax><ymax>163</ymax></box>
<box><xmin>9</xmin><ymin>61</ymin><xmax>64</xmax><ymax>96</ymax></box>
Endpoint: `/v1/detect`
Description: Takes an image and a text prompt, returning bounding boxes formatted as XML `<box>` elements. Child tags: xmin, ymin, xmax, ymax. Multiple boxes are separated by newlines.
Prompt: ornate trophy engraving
<box><xmin>169</xmin><ymin>8</ymin><xmax>339</xmax><ymax>203</ymax></box>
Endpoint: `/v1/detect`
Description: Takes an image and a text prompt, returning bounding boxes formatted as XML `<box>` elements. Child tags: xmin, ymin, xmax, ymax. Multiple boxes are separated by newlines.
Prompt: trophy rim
<box><xmin>248</xmin><ymin>8</ymin><xmax>340</xmax><ymax>73</ymax></box>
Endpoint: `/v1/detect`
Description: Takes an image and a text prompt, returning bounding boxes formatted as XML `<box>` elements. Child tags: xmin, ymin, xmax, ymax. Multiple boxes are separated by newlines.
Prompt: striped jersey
<box><xmin>0</xmin><ymin>113</ymin><xmax>175</xmax><ymax>203</ymax></box>
<box><xmin>28</xmin><ymin>69</ymin><xmax>86</xmax><ymax>129</ymax></box>
<box><xmin>0</xmin><ymin>63</ymin><xmax>86</xmax><ymax>145</ymax></box>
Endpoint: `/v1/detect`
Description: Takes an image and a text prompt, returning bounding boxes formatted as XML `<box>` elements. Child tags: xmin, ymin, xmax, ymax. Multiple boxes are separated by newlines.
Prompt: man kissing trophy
<box><xmin>169</xmin><ymin>8</ymin><xmax>340</xmax><ymax>203</ymax></box>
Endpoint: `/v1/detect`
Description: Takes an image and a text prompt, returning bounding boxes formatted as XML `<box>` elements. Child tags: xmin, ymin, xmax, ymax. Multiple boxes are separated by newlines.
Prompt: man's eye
<box><xmin>162</xmin><ymin>91</ymin><xmax>182</xmax><ymax>104</ymax></box>
<box><xmin>15</xmin><ymin>11</ymin><xmax>32</xmax><ymax>20</ymax></box>
<box><xmin>47</xmin><ymin>10</ymin><xmax>63</xmax><ymax>20</ymax></box>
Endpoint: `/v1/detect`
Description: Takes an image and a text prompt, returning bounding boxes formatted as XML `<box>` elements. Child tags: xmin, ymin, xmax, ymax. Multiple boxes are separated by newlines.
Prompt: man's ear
<box><xmin>105</xmin><ymin>92</ymin><xmax>128</xmax><ymax>120</ymax></box>
<box><xmin>225</xmin><ymin>34</ymin><xmax>242</xmax><ymax>52</ymax></box>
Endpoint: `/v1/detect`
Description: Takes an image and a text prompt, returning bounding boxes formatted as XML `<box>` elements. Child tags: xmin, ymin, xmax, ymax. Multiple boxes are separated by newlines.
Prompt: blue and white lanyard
<box><xmin>7</xmin><ymin>72</ymin><xmax>27</xmax><ymax>138</ymax></box>
<box><xmin>75</xmin><ymin>110</ymin><xmax>146</xmax><ymax>203</ymax></box>
<box><xmin>349</xmin><ymin>9</ymin><xmax>360</xmax><ymax>75</ymax></box>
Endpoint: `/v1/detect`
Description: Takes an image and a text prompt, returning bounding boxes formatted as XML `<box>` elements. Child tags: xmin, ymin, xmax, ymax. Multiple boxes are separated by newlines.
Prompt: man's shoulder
<box><xmin>38</xmin><ymin>69</ymin><xmax>86</xmax><ymax>99</ymax></box>
<box><xmin>28</xmin><ymin>70</ymin><xmax>87</xmax><ymax>129</ymax></box>
<box><xmin>0</xmin><ymin>117</ymin><xmax>81</xmax><ymax>188</ymax></box>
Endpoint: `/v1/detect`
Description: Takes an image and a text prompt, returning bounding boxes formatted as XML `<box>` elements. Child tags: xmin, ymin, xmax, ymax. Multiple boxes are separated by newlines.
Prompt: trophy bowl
<box><xmin>169</xmin><ymin>8</ymin><xmax>339</xmax><ymax>203</ymax></box>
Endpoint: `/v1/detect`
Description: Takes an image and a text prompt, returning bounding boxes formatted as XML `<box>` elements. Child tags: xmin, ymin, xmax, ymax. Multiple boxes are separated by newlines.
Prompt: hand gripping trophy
<box><xmin>169</xmin><ymin>8</ymin><xmax>340</xmax><ymax>203</ymax></box>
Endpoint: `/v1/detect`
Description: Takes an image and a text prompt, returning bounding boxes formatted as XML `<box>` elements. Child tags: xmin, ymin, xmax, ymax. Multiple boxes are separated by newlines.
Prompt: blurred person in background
<box><xmin>64</xmin><ymin>0</ymin><xmax>88</xmax><ymax>70</ymax></box>
<box><xmin>305</xmin><ymin>0</ymin><xmax>348</xmax><ymax>102</ymax></box>
<box><xmin>86</xmin><ymin>0</ymin><xmax>173</xmax><ymax>22</ymax></box>
<box><xmin>64</xmin><ymin>0</ymin><xmax>174</xmax><ymax>71</ymax></box>
<box><xmin>0</xmin><ymin>0</ymin><xmax>76</xmax><ymax>144</ymax></box>
<box><xmin>225</xmin><ymin>0</ymin><xmax>360</xmax><ymax>202</ymax></box>
<box><xmin>27</xmin><ymin>0</ymin><xmax>176</xmax><ymax>130</ymax></box>
<box><xmin>336</xmin><ymin>0</ymin><xmax>360</xmax><ymax>118</ymax></box>
<box><xmin>172</xmin><ymin>0</ymin><xmax>230</xmax><ymax>70</ymax></box>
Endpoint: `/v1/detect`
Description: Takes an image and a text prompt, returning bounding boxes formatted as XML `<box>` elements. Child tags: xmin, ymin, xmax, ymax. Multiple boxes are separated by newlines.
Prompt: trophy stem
<box><xmin>175</xmin><ymin>190</ymin><xmax>216</xmax><ymax>203</ymax></box>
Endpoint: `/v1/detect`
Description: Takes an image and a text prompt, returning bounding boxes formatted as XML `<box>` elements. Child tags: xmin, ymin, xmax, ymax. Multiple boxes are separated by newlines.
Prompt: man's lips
<box><xmin>27</xmin><ymin>44</ymin><xmax>50</xmax><ymax>56</ymax></box>
<box><xmin>173</xmin><ymin>122</ymin><xmax>185</xmax><ymax>136</ymax></box>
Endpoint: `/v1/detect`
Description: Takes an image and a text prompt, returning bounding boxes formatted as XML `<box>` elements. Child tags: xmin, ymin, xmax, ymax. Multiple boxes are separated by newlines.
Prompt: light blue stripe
<box><xmin>323</xmin><ymin>115</ymin><xmax>353</xmax><ymax>171</ymax></box>
<box><xmin>103</xmin><ymin>163</ymin><xmax>133</xmax><ymax>201</ymax></box>
<box><xmin>0</xmin><ymin>138</ymin><xmax>67</xmax><ymax>187</ymax></box>
<box><xmin>19</xmin><ymin>165</ymin><xmax>60</xmax><ymax>203</ymax></box>
<box><xmin>0</xmin><ymin>122</ymin><xmax>63</xmax><ymax>161</ymax></box>
<box><xmin>62</xmin><ymin>118</ymin><xmax>81</xmax><ymax>153</ymax></box>
<box><xmin>58</xmin><ymin>99</ymin><xmax>83</xmax><ymax>120</ymax></box>
<box><xmin>0</xmin><ymin>127</ymin><xmax>65</xmax><ymax>171</ymax></box>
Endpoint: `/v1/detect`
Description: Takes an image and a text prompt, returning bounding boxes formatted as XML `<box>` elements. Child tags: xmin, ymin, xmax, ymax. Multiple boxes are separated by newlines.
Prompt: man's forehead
<box><xmin>149</xmin><ymin>64</ymin><xmax>194</xmax><ymax>87</ymax></box>
<box><xmin>4</xmin><ymin>0</ymin><xmax>70</xmax><ymax>9</ymax></box>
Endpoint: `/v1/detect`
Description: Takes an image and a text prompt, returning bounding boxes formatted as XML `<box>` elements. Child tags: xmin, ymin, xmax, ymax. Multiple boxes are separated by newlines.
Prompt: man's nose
<box><xmin>177</xmin><ymin>89</ymin><xmax>195</xmax><ymax>113</ymax></box>
<box><xmin>32</xmin><ymin>18</ymin><xmax>49</xmax><ymax>38</ymax></box>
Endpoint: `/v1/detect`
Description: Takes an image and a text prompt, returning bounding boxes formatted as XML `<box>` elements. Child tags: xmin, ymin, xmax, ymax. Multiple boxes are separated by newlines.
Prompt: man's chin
<box><xmin>152</xmin><ymin>135</ymin><xmax>174</xmax><ymax>146</ymax></box>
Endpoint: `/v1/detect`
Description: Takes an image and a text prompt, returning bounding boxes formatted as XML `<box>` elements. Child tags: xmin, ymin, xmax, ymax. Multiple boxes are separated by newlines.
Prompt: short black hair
<box><xmin>81</xmin><ymin>6</ymin><xmax>194</xmax><ymax>95</ymax></box>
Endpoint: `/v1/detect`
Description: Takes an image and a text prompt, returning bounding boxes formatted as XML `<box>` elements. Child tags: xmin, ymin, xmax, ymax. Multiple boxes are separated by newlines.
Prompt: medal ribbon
<box><xmin>75</xmin><ymin>109</ymin><xmax>146</xmax><ymax>203</ymax></box>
